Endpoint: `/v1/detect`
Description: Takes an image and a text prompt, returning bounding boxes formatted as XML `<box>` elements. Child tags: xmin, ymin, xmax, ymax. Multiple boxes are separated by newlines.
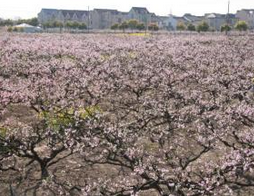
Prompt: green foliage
<box><xmin>187</xmin><ymin>23</ymin><xmax>196</xmax><ymax>31</ymax></box>
<box><xmin>38</xmin><ymin>106</ymin><xmax>101</xmax><ymax>132</ymax></box>
<box><xmin>42</xmin><ymin>22</ymin><xmax>51</xmax><ymax>29</ymax></box>
<box><xmin>148</xmin><ymin>23</ymin><xmax>159</xmax><ymax>31</ymax></box>
<box><xmin>197</xmin><ymin>21</ymin><xmax>209</xmax><ymax>32</ymax></box>
<box><xmin>65</xmin><ymin>21</ymin><xmax>86</xmax><ymax>30</ymax></box>
<box><xmin>177</xmin><ymin>22</ymin><xmax>186</xmax><ymax>31</ymax></box>
<box><xmin>65</xmin><ymin>21</ymin><xmax>73</xmax><ymax>29</ymax></box>
<box><xmin>111</xmin><ymin>23</ymin><xmax>119</xmax><ymax>30</ymax></box>
<box><xmin>17</xmin><ymin>17</ymin><xmax>39</xmax><ymax>26</ymax></box>
<box><xmin>136</xmin><ymin>23</ymin><xmax>145</xmax><ymax>31</ymax></box>
<box><xmin>73</xmin><ymin>22</ymin><xmax>80</xmax><ymax>29</ymax></box>
<box><xmin>127</xmin><ymin>19</ymin><xmax>139</xmax><ymax>30</ymax></box>
<box><xmin>235</xmin><ymin>21</ymin><xmax>248</xmax><ymax>31</ymax></box>
<box><xmin>0</xmin><ymin>126</ymin><xmax>8</xmax><ymax>137</ymax></box>
<box><xmin>119</xmin><ymin>21</ymin><xmax>128</xmax><ymax>31</ymax></box>
<box><xmin>0</xmin><ymin>18</ymin><xmax>38</xmax><ymax>27</ymax></box>
<box><xmin>78</xmin><ymin>23</ymin><xmax>87</xmax><ymax>30</ymax></box>
<box><xmin>116</xmin><ymin>20</ymin><xmax>146</xmax><ymax>31</ymax></box>
<box><xmin>54</xmin><ymin>21</ymin><xmax>64</xmax><ymax>28</ymax></box>
<box><xmin>0</xmin><ymin>19</ymin><xmax>13</xmax><ymax>26</ymax></box>
<box><xmin>220</xmin><ymin>24</ymin><xmax>231</xmax><ymax>32</ymax></box>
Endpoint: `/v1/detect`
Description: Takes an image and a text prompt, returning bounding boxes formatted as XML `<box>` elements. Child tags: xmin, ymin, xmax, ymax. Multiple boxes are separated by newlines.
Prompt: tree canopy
<box><xmin>235</xmin><ymin>21</ymin><xmax>248</xmax><ymax>31</ymax></box>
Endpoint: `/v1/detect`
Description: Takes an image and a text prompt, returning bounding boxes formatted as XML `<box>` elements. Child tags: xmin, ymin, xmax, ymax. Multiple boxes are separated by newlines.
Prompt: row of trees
<box><xmin>176</xmin><ymin>20</ymin><xmax>249</xmax><ymax>32</ymax></box>
<box><xmin>42</xmin><ymin>21</ymin><xmax>87</xmax><ymax>30</ymax></box>
<box><xmin>111</xmin><ymin>19</ymin><xmax>159</xmax><ymax>31</ymax></box>
<box><xmin>219</xmin><ymin>21</ymin><xmax>248</xmax><ymax>32</ymax></box>
<box><xmin>176</xmin><ymin>21</ymin><xmax>209</xmax><ymax>32</ymax></box>
<box><xmin>0</xmin><ymin>17</ymin><xmax>38</xmax><ymax>27</ymax></box>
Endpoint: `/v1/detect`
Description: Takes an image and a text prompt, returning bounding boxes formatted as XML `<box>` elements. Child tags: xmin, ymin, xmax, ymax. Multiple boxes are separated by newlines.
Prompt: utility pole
<box><xmin>88</xmin><ymin>6</ymin><xmax>90</xmax><ymax>33</ymax></box>
<box><xmin>225</xmin><ymin>1</ymin><xmax>230</xmax><ymax>35</ymax></box>
<box><xmin>228</xmin><ymin>0</ymin><xmax>230</xmax><ymax>15</ymax></box>
<box><xmin>227</xmin><ymin>1</ymin><xmax>230</xmax><ymax>24</ymax></box>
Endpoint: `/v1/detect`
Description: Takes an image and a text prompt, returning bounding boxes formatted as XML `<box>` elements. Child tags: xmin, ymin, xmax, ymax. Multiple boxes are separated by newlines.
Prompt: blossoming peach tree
<box><xmin>0</xmin><ymin>34</ymin><xmax>254</xmax><ymax>196</ymax></box>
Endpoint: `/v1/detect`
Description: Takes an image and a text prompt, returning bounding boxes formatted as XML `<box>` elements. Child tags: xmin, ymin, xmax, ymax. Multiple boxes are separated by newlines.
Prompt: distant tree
<box><xmin>220</xmin><ymin>24</ymin><xmax>231</xmax><ymax>33</ymax></box>
<box><xmin>51</xmin><ymin>21</ymin><xmax>61</xmax><ymax>28</ymax></box>
<box><xmin>17</xmin><ymin>18</ymin><xmax>38</xmax><ymax>26</ymax></box>
<box><xmin>51</xmin><ymin>21</ymin><xmax>64</xmax><ymax>32</ymax></box>
<box><xmin>71</xmin><ymin>22</ymin><xmax>80</xmax><ymax>29</ymax></box>
<box><xmin>235</xmin><ymin>21</ymin><xmax>248</xmax><ymax>31</ymax></box>
<box><xmin>0</xmin><ymin>19</ymin><xmax>14</xmax><ymax>26</ymax></box>
<box><xmin>78</xmin><ymin>23</ymin><xmax>87</xmax><ymax>30</ymax></box>
<box><xmin>197</xmin><ymin>21</ymin><xmax>209</xmax><ymax>32</ymax></box>
<box><xmin>29</xmin><ymin>17</ymin><xmax>39</xmax><ymax>26</ymax></box>
<box><xmin>177</xmin><ymin>22</ymin><xmax>186</xmax><ymax>31</ymax></box>
<box><xmin>187</xmin><ymin>23</ymin><xmax>196</xmax><ymax>31</ymax></box>
<box><xmin>148</xmin><ymin>23</ymin><xmax>159</xmax><ymax>31</ymax></box>
<box><xmin>111</xmin><ymin>23</ymin><xmax>119</xmax><ymax>30</ymax></box>
<box><xmin>136</xmin><ymin>23</ymin><xmax>145</xmax><ymax>31</ymax></box>
<box><xmin>65</xmin><ymin>21</ymin><xmax>73</xmax><ymax>30</ymax></box>
<box><xmin>42</xmin><ymin>22</ymin><xmax>52</xmax><ymax>29</ymax></box>
<box><xmin>119</xmin><ymin>21</ymin><xmax>128</xmax><ymax>32</ymax></box>
<box><xmin>127</xmin><ymin>19</ymin><xmax>139</xmax><ymax>30</ymax></box>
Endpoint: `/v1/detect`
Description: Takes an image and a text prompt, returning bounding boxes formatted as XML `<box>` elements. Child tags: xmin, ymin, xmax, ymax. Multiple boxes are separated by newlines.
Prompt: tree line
<box><xmin>42</xmin><ymin>21</ymin><xmax>87</xmax><ymax>30</ymax></box>
<box><xmin>0</xmin><ymin>17</ymin><xmax>39</xmax><ymax>27</ymax></box>
<box><xmin>111</xmin><ymin>19</ymin><xmax>159</xmax><ymax>31</ymax></box>
<box><xmin>176</xmin><ymin>20</ymin><xmax>249</xmax><ymax>32</ymax></box>
<box><xmin>1</xmin><ymin>17</ymin><xmax>249</xmax><ymax>33</ymax></box>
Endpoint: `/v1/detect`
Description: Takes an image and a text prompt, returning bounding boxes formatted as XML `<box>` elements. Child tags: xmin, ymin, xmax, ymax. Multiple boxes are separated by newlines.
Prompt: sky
<box><xmin>1</xmin><ymin>0</ymin><xmax>254</xmax><ymax>19</ymax></box>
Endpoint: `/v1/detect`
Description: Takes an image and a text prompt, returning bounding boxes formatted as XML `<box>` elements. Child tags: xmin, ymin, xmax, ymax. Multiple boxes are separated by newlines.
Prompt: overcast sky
<box><xmin>1</xmin><ymin>0</ymin><xmax>254</xmax><ymax>19</ymax></box>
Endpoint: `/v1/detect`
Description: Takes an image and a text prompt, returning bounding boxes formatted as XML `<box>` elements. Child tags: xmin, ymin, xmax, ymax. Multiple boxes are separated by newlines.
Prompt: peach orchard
<box><xmin>1</xmin><ymin>33</ymin><xmax>254</xmax><ymax>196</ymax></box>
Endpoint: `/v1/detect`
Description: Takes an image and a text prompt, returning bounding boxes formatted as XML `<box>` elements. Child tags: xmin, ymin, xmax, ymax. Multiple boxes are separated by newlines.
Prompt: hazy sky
<box><xmin>1</xmin><ymin>0</ymin><xmax>254</xmax><ymax>19</ymax></box>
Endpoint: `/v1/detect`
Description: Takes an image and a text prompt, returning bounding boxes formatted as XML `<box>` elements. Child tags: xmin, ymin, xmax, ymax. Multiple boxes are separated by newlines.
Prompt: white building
<box><xmin>14</xmin><ymin>23</ymin><xmax>42</xmax><ymax>33</ymax></box>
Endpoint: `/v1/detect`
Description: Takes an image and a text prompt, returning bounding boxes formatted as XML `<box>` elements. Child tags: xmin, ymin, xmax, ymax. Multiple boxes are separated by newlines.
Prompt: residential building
<box><xmin>205</xmin><ymin>13</ymin><xmax>237</xmax><ymax>31</ymax></box>
<box><xmin>173</xmin><ymin>16</ymin><xmax>189</xmax><ymax>26</ymax></box>
<box><xmin>91</xmin><ymin>9</ymin><xmax>127</xmax><ymax>29</ymax></box>
<box><xmin>37</xmin><ymin>7</ymin><xmax>242</xmax><ymax>31</ymax></box>
<box><xmin>205</xmin><ymin>13</ymin><xmax>226</xmax><ymax>31</ymax></box>
<box><xmin>183</xmin><ymin>14</ymin><xmax>204</xmax><ymax>26</ymax></box>
<box><xmin>236</xmin><ymin>9</ymin><xmax>254</xmax><ymax>29</ymax></box>
<box><xmin>14</xmin><ymin>23</ymin><xmax>43</xmax><ymax>33</ymax></box>
<box><xmin>128</xmin><ymin>7</ymin><xmax>152</xmax><ymax>25</ymax></box>
<box><xmin>158</xmin><ymin>15</ymin><xmax>177</xmax><ymax>30</ymax></box>
<box><xmin>38</xmin><ymin>9</ymin><xmax>58</xmax><ymax>24</ymax></box>
<box><xmin>38</xmin><ymin>9</ymin><xmax>89</xmax><ymax>25</ymax></box>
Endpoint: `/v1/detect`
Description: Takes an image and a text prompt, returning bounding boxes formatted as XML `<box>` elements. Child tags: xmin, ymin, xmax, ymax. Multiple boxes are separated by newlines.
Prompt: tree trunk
<box><xmin>40</xmin><ymin>162</ymin><xmax>49</xmax><ymax>179</ymax></box>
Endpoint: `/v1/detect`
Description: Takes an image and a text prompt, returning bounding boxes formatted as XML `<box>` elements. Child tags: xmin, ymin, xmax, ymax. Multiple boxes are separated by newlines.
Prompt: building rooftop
<box><xmin>131</xmin><ymin>7</ymin><xmax>150</xmax><ymax>14</ymax></box>
<box><xmin>94</xmin><ymin>9</ymin><xmax>119</xmax><ymax>15</ymax></box>
<box><xmin>60</xmin><ymin>10</ymin><xmax>88</xmax><ymax>18</ymax></box>
<box><xmin>183</xmin><ymin>14</ymin><xmax>203</xmax><ymax>22</ymax></box>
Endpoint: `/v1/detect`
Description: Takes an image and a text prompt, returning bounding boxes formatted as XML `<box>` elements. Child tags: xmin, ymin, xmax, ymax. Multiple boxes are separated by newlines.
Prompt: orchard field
<box><xmin>1</xmin><ymin>33</ymin><xmax>254</xmax><ymax>196</ymax></box>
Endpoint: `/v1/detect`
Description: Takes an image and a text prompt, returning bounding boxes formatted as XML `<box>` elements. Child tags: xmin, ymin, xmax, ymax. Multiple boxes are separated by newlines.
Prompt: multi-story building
<box><xmin>91</xmin><ymin>9</ymin><xmax>128</xmax><ymax>29</ymax></box>
<box><xmin>38</xmin><ymin>7</ymin><xmax>148</xmax><ymax>29</ymax></box>
<box><xmin>205</xmin><ymin>13</ymin><xmax>237</xmax><ymax>31</ymax></box>
<box><xmin>128</xmin><ymin>7</ymin><xmax>152</xmax><ymax>25</ymax></box>
<box><xmin>236</xmin><ymin>9</ymin><xmax>254</xmax><ymax>29</ymax></box>
<box><xmin>38</xmin><ymin>7</ymin><xmax>238</xmax><ymax>31</ymax></box>
<box><xmin>38</xmin><ymin>9</ymin><xmax>89</xmax><ymax>25</ymax></box>
<box><xmin>182</xmin><ymin>14</ymin><xmax>204</xmax><ymax>26</ymax></box>
<box><xmin>158</xmin><ymin>15</ymin><xmax>177</xmax><ymax>30</ymax></box>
